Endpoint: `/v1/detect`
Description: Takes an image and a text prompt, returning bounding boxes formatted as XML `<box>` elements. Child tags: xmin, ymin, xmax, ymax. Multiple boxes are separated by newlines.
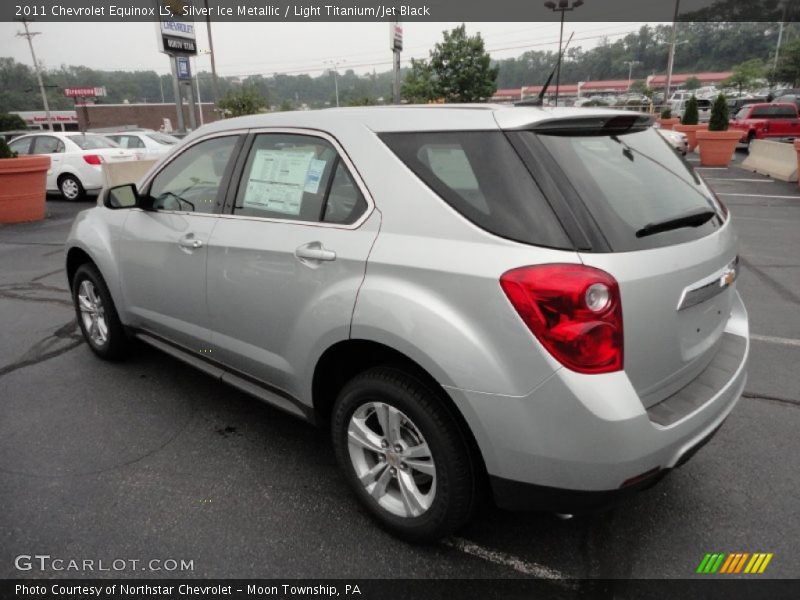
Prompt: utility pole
<box><xmin>773</xmin><ymin>1</ymin><xmax>788</xmax><ymax>75</ymax></box>
<box><xmin>17</xmin><ymin>20</ymin><xmax>52</xmax><ymax>131</ymax></box>
<box><xmin>391</xmin><ymin>21</ymin><xmax>402</xmax><ymax>104</ymax></box>
<box><xmin>324</xmin><ymin>60</ymin><xmax>344</xmax><ymax>107</ymax></box>
<box><xmin>664</xmin><ymin>0</ymin><xmax>681</xmax><ymax>103</ymax></box>
<box><xmin>204</xmin><ymin>0</ymin><xmax>220</xmax><ymax>104</ymax></box>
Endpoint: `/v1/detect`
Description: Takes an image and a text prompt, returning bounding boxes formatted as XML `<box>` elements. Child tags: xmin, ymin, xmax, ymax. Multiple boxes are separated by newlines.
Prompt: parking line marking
<box><xmin>444</xmin><ymin>537</ymin><xmax>565</xmax><ymax>579</ymax></box>
<box><xmin>704</xmin><ymin>178</ymin><xmax>775</xmax><ymax>183</ymax></box>
<box><xmin>716</xmin><ymin>193</ymin><xmax>800</xmax><ymax>200</ymax></box>
<box><xmin>751</xmin><ymin>334</ymin><xmax>800</xmax><ymax>348</ymax></box>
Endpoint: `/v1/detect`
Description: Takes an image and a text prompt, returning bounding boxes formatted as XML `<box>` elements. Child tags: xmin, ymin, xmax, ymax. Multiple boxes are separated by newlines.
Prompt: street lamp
<box><xmin>544</xmin><ymin>0</ymin><xmax>583</xmax><ymax>107</ymax></box>
<box><xmin>194</xmin><ymin>49</ymin><xmax>212</xmax><ymax>126</ymax></box>
<box><xmin>624</xmin><ymin>60</ymin><xmax>641</xmax><ymax>89</ymax></box>
<box><xmin>323</xmin><ymin>59</ymin><xmax>345</xmax><ymax>107</ymax></box>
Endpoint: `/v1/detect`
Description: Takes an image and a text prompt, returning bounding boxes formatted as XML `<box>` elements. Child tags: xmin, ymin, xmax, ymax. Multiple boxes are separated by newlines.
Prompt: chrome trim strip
<box><xmin>676</xmin><ymin>257</ymin><xmax>739</xmax><ymax>311</ymax></box>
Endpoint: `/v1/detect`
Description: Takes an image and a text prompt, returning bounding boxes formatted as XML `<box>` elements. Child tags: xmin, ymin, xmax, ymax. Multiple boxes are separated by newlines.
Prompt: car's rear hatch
<box><xmin>503</xmin><ymin>112</ymin><xmax>738</xmax><ymax>407</ymax></box>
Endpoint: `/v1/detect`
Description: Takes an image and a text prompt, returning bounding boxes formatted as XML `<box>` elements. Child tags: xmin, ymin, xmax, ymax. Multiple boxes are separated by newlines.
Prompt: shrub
<box><xmin>708</xmin><ymin>94</ymin><xmax>729</xmax><ymax>131</ymax></box>
<box><xmin>660</xmin><ymin>107</ymin><xmax>672</xmax><ymax>119</ymax></box>
<box><xmin>584</xmin><ymin>99</ymin><xmax>608</xmax><ymax>107</ymax></box>
<box><xmin>682</xmin><ymin>96</ymin><xmax>699</xmax><ymax>125</ymax></box>
<box><xmin>0</xmin><ymin>137</ymin><xmax>17</xmax><ymax>159</ymax></box>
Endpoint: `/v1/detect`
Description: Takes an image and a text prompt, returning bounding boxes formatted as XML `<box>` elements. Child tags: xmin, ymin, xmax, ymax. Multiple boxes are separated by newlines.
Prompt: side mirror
<box><xmin>104</xmin><ymin>184</ymin><xmax>140</xmax><ymax>209</ymax></box>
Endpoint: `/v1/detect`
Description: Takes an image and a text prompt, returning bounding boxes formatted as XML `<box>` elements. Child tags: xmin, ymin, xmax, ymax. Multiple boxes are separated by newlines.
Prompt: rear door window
<box><xmin>380</xmin><ymin>131</ymin><xmax>570</xmax><ymax>249</ymax></box>
<box><xmin>528</xmin><ymin>128</ymin><xmax>724</xmax><ymax>251</ymax></box>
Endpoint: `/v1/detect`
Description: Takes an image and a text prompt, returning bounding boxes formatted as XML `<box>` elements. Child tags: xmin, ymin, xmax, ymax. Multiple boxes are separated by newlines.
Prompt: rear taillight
<box><xmin>500</xmin><ymin>264</ymin><xmax>623</xmax><ymax>374</ymax></box>
<box><xmin>82</xmin><ymin>154</ymin><xmax>103</xmax><ymax>165</ymax></box>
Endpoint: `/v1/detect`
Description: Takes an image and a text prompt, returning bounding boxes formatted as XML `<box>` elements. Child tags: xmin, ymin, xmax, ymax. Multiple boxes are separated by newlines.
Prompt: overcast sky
<box><xmin>0</xmin><ymin>21</ymin><xmax>663</xmax><ymax>78</ymax></box>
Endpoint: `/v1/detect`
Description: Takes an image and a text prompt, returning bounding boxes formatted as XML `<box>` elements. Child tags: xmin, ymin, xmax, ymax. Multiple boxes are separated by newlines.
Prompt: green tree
<box><xmin>682</xmin><ymin>96</ymin><xmax>700</xmax><ymax>125</ymax></box>
<box><xmin>629</xmin><ymin>79</ymin><xmax>648</xmax><ymax>94</ymax></box>
<box><xmin>277</xmin><ymin>99</ymin><xmax>293</xmax><ymax>112</ymax></box>
<box><xmin>683</xmin><ymin>76</ymin><xmax>702</xmax><ymax>91</ymax></box>
<box><xmin>401</xmin><ymin>58</ymin><xmax>437</xmax><ymax>103</ymax></box>
<box><xmin>724</xmin><ymin>59</ymin><xmax>763</xmax><ymax>95</ymax></box>
<box><xmin>217</xmin><ymin>87</ymin><xmax>267</xmax><ymax>117</ymax></box>
<box><xmin>708</xmin><ymin>94</ymin><xmax>729</xmax><ymax>131</ymax></box>
<box><xmin>403</xmin><ymin>25</ymin><xmax>499</xmax><ymax>103</ymax></box>
<box><xmin>0</xmin><ymin>137</ymin><xmax>17</xmax><ymax>159</ymax></box>
<box><xmin>773</xmin><ymin>38</ymin><xmax>800</xmax><ymax>87</ymax></box>
<box><xmin>0</xmin><ymin>113</ymin><xmax>27</xmax><ymax>130</ymax></box>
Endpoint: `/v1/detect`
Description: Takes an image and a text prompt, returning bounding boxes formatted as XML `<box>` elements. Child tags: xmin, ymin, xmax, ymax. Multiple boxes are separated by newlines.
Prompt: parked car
<box><xmin>105</xmin><ymin>131</ymin><xmax>181</xmax><ymax>161</ymax></box>
<box><xmin>727</xmin><ymin>96</ymin><xmax>767</xmax><ymax>115</ymax></box>
<box><xmin>728</xmin><ymin>102</ymin><xmax>800</xmax><ymax>145</ymax></box>
<box><xmin>656</xmin><ymin>127</ymin><xmax>688</xmax><ymax>155</ymax></box>
<box><xmin>66</xmin><ymin>106</ymin><xmax>748</xmax><ymax>541</ymax></box>
<box><xmin>0</xmin><ymin>130</ymin><xmax>30</xmax><ymax>144</ymax></box>
<box><xmin>8</xmin><ymin>132</ymin><xmax>136</xmax><ymax>200</ymax></box>
<box><xmin>773</xmin><ymin>90</ymin><xmax>800</xmax><ymax>111</ymax></box>
<box><xmin>670</xmin><ymin>97</ymin><xmax>712</xmax><ymax>122</ymax></box>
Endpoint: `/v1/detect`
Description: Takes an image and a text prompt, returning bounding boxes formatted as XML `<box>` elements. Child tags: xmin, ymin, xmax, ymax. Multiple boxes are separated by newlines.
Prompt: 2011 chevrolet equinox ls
<box><xmin>66</xmin><ymin>106</ymin><xmax>748</xmax><ymax>541</ymax></box>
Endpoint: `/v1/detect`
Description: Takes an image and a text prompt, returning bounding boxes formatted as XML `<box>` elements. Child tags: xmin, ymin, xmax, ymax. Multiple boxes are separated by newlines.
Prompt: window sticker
<box><xmin>242</xmin><ymin>149</ymin><xmax>315</xmax><ymax>215</ymax></box>
<box><xmin>304</xmin><ymin>158</ymin><xmax>327</xmax><ymax>194</ymax></box>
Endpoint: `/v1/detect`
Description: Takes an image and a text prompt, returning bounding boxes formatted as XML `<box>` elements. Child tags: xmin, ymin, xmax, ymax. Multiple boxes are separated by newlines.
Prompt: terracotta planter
<box><xmin>0</xmin><ymin>155</ymin><xmax>50</xmax><ymax>224</ymax></box>
<box><xmin>673</xmin><ymin>123</ymin><xmax>708</xmax><ymax>152</ymax></box>
<box><xmin>795</xmin><ymin>140</ymin><xmax>800</xmax><ymax>187</ymax></box>
<box><xmin>695</xmin><ymin>130</ymin><xmax>741</xmax><ymax>167</ymax></box>
<box><xmin>657</xmin><ymin>117</ymin><xmax>681</xmax><ymax>131</ymax></box>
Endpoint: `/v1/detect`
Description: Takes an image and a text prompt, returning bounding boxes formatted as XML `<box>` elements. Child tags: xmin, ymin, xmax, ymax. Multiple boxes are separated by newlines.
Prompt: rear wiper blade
<box><xmin>635</xmin><ymin>209</ymin><xmax>716</xmax><ymax>238</ymax></box>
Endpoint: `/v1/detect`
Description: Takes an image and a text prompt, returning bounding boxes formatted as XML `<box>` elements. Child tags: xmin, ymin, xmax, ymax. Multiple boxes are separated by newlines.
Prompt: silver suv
<box><xmin>66</xmin><ymin>106</ymin><xmax>748</xmax><ymax>542</ymax></box>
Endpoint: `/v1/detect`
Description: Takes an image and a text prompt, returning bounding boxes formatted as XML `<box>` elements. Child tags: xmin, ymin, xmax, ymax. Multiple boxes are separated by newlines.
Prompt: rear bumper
<box><xmin>445</xmin><ymin>292</ymin><xmax>748</xmax><ymax>511</ymax></box>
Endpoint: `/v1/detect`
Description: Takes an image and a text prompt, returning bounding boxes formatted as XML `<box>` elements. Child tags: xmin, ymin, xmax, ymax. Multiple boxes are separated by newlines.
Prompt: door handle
<box><xmin>295</xmin><ymin>242</ymin><xmax>336</xmax><ymax>262</ymax></box>
<box><xmin>178</xmin><ymin>235</ymin><xmax>203</xmax><ymax>249</ymax></box>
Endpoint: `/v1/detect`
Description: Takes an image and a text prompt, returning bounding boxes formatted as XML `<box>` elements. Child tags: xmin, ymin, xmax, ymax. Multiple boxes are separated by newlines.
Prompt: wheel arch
<box><xmin>312</xmin><ymin>339</ymin><xmax>489</xmax><ymax>481</ymax></box>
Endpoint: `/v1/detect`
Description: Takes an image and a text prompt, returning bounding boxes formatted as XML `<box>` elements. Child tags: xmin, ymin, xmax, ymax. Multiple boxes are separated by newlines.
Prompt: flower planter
<box><xmin>657</xmin><ymin>118</ymin><xmax>681</xmax><ymax>131</ymax></box>
<box><xmin>695</xmin><ymin>130</ymin><xmax>741</xmax><ymax>167</ymax></box>
<box><xmin>0</xmin><ymin>155</ymin><xmax>50</xmax><ymax>224</ymax></box>
<box><xmin>673</xmin><ymin>123</ymin><xmax>708</xmax><ymax>152</ymax></box>
<box><xmin>795</xmin><ymin>140</ymin><xmax>800</xmax><ymax>187</ymax></box>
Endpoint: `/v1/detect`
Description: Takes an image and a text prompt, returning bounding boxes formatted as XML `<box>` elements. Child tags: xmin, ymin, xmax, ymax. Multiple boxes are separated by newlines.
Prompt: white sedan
<box><xmin>8</xmin><ymin>132</ymin><xmax>137</xmax><ymax>200</ymax></box>
<box><xmin>105</xmin><ymin>131</ymin><xmax>181</xmax><ymax>161</ymax></box>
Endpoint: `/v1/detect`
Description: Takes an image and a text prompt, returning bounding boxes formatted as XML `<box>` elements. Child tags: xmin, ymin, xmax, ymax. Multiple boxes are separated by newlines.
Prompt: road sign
<box><xmin>391</xmin><ymin>23</ymin><xmax>403</xmax><ymax>52</ymax></box>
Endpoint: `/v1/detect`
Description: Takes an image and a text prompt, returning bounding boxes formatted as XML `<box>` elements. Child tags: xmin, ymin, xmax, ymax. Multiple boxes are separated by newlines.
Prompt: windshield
<box><xmin>146</xmin><ymin>132</ymin><xmax>180</xmax><ymax>145</ymax></box>
<box><xmin>67</xmin><ymin>134</ymin><xmax>118</xmax><ymax>150</ymax></box>
<box><xmin>734</xmin><ymin>107</ymin><xmax>750</xmax><ymax>120</ymax></box>
<box><xmin>531</xmin><ymin>128</ymin><xmax>724</xmax><ymax>251</ymax></box>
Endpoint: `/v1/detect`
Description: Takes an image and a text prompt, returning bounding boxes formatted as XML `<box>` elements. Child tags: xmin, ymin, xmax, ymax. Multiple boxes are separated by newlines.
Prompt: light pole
<box><xmin>16</xmin><ymin>19</ymin><xmax>52</xmax><ymax>131</ymax></box>
<box><xmin>543</xmin><ymin>0</ymin><xmax>583</xmax><ymax>107</ymax></box>
<box><xmin>624</xmin><ymin>60</ymin><xmax>640</xmax><ymax>90</ymax></box>
<box><xmin>324</xmin><ymin>60</ymin><xmax>344</xmax><ymax>107</ymax></box>
<box><xmin>664</xmin><ymin>0</ymin><xmax>681</xmax><ymax>103</ymax></box>
<box><xmin>194</xmin><ymin>50</ymin><xmax>211</xmax><ymax>126</ymax></box>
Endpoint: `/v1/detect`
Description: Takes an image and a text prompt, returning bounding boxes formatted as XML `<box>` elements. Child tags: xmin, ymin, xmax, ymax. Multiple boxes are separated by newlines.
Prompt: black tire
<box><xmin>746</xmin><ymin>131</ymin><xmax>756</xmax><ymax>152</ymax></box>
<box><xmin>59</xmin><ymin>173</ymin><xmax>85</xmax><ymax>201</ymax></box>
<box><xmin>72</xmin><ymin>263</ymin><xmax>129</xmax><ymax>360</ymax></box>
<box><xmin>331</xmin><ymin>366</ymin><xmax>478</xmax><ymax>542</ymax></box>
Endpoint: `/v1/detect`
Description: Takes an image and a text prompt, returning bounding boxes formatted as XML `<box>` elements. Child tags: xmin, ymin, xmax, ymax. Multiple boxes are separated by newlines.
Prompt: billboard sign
<box><xmin>176</xmin><ymin>56</ymin><xmax>192</xmax><ymax>80</ymax></box>
<box><xmin>391</xmin><ymin>22</ymin><xmax>403</xmax><ymax>52</ymax></box>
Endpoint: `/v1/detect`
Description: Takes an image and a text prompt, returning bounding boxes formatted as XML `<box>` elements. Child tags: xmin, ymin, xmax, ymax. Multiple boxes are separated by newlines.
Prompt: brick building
<box><xmin>75</xmin><ymin>102</ymin><xmax>218</xmax><ymax>132</ymax></box>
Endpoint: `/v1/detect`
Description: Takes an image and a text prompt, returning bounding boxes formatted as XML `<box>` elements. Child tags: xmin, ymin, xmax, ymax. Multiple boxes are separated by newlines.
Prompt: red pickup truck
<box><xmin>729</xmin><ymin>102</ymin><xmax>800</xmax><ymax>145</ymax></box>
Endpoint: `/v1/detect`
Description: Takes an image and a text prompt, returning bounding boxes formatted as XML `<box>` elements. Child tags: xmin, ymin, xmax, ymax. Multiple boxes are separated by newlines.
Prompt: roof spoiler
<box><xmin>525</xmin><ymin>113</ymin><xmax>655</xmax><ymax>135</ymax></box>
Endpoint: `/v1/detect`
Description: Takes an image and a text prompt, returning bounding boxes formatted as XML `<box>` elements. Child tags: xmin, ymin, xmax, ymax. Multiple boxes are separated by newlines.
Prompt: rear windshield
<box><xmin>67</xmin><ymin>134</ymin><xmax>118</xmax><ymax>150</ymax></box>
<box><xmin>529</xmin><ymin>128</ymin><xmax>724</xmax><ymax>251</ymax></box>
<box><xmin>379</xmin><ymin>131</ymin><xmax>570</xmax><ymax>249</ymax></box>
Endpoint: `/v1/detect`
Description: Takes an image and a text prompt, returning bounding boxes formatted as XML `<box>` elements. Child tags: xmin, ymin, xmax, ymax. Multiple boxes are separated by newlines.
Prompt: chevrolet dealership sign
<box><xmin>156</xmin><ymin>0</ymin><xmax>197</xmax><ymax>55</ymax></box>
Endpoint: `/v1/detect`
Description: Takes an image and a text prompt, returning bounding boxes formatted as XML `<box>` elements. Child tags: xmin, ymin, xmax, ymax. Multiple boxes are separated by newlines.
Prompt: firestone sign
<box><xmin>64</xmin><ymin>87</ymin><xmax>107</xmax><ymax>98</ymax></box>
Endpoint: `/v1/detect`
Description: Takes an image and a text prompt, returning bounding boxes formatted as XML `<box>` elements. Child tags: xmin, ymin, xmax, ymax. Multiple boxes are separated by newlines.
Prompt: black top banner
<box><xmin>3</xmin><ymin>0</ymin><xmax>800</xmax><ymax>22</ymax></box>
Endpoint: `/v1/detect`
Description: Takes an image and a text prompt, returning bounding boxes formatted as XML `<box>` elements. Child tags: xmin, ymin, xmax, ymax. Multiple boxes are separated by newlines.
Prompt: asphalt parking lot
<box><xmin>1</xmin><ymin>153</ymin><xmax>799</xmax><ymax>581</ymax></box>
